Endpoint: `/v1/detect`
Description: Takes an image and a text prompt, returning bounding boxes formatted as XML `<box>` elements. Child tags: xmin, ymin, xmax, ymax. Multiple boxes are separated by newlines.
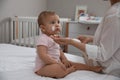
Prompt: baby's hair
<box><xmin>37</xmin><ymin>11</ymin><xmax>56</xmax><ymax>27</ymax></box>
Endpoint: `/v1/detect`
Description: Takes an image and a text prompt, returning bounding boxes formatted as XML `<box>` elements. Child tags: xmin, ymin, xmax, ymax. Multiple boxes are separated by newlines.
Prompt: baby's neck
<box><xmin>42</xmin><ymin>32</ymin><xmax>51</xmax><ymax>36</ymax></box>
<box><xmin>43</xmin><ymin>32</ymin><xmax>60</xmax><ymax>37</ymax></box>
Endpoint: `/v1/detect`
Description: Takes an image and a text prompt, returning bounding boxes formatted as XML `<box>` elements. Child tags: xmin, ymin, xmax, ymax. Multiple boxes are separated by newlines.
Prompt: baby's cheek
<box><xmin>52</xmin><ymin>26</ymin><xmax>55</xmax><ymax>31</ymax></box>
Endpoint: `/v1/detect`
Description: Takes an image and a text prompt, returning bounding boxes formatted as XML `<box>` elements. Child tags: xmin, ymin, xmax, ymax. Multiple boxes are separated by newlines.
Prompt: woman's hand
<box><xmin>77</xmin><ymin>35</ymin><xmax>93</xmax><ymax>43</ymax></box>
<box><xmin>51</xmin><ymin>36</ymin><xmax>71</xmax><ymax>45</ymax></box>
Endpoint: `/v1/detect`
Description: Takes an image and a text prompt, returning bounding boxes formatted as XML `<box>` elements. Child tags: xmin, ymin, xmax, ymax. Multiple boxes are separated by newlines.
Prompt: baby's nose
<box><xmin>55</xmin><ymin>23</ymin><xmax>61</xmax><ymax>27</ymax></box>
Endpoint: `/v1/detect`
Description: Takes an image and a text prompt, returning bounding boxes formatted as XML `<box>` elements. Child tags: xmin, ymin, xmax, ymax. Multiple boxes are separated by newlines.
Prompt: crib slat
<box><xmin>10</xmin><ymin>19</ymin><xmax>13</xmax><ymax>44</ymax></box>
<box><xmin>14</xmin><ymin>21</ymin><xmax>17</xmax><ymax>45</ymax></box>
<box><xmin>31</xmin><ymin>22</ymin><xmax>34</xmax><ymax>47</ymax></box>
<box><xmin>18</xmin><ymin>22</ymin><xmax>22</xmax><ymax>46</ymax></box>
<box><xmin>33</xmin><ymin>22</ymin><xmax>36</xmax><ymax>47</ymax></box>
<box><xmin>0</xmin><ymin>25</ymin><xmax>1</xmax><ymax>42</ymax></box>
<box><xmin>2</xmin><ymin>24</ymin><xmax>5</xmax><ymax>43</ymax></box>
<box><xmin>22</xmin><ymin>22</ymin><xmax>28</xmax><ymax>46</ymax></box>
<box><xmin>6</xmin><ymin>22</ymin><xmax>10</xmax><ymax>43</ymax></box>
<box><xmin>28</xmin><ymin>22</ymin><xmax>31</xmax><ymax>47</ymax></box>
<box><xmin>4</xmin><ymin>24</ymin><xmax>6</xmax><ymax>43</ymax></box>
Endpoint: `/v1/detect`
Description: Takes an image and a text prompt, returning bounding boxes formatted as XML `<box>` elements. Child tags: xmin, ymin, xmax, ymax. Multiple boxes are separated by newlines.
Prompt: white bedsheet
<box><xmin>0</xmin><ymin>44</ymin><xmax>120</xmax><ymax>80</ymax></box>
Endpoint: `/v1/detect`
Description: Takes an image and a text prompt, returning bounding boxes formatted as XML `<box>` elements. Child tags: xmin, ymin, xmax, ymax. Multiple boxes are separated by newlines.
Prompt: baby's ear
<box><xmin>40</xmin><ymin>25</ymin><xmax>45</xmax><ymax>29</ymax></box>
<box><xmin>39</xmin><ymin>25</ymin><xmax>43</xmax><ymax>28</ymax></box>
<box><xmin>40</xmin><ymin>25</ymin><xmax>45</xmax><ymax>32</ymax></box>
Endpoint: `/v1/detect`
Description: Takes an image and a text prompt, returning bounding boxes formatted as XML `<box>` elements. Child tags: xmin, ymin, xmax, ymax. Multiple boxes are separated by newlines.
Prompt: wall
<box><xmin>0</xmin><ymin>0</ymin><xmax>47</xmax><ymax>21</ymax></box>
<box><xmin>0</xmin><ymin>0</ymin><xmax>47</xmax><ymax>43</ymax></box>
<box><xmin>47</xmin><ymin>0</ymin><xmax>110</xmax><ymax>20</ymax></box>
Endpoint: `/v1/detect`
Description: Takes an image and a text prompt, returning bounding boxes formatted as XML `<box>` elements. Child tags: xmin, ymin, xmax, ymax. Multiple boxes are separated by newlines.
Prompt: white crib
<box><xmin>10</xmin><ymin>16</ymin><xmax>40</xmax><ymax>47</ymax></box>
<box><xmin>0</xmin><ymin>16</ymin><xmax>69</xmax><ymax>47</ymax></box>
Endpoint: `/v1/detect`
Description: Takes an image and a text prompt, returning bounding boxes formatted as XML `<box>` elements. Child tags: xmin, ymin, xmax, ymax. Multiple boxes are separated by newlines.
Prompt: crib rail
<box><xmin>0</xmin><ymin>16</ymin><xmax>70</xmax><ymax>47</ymax></box>
<box><xmin>10</xmin><ymin>16</ymin><xmax>40</xmax><ymax>47</ymax></box>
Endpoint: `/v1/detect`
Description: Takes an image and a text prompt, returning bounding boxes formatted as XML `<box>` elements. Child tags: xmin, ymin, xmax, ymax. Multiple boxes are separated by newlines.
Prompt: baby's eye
<box><xmin>50</xmin><ymin>20</ymin><xmax>60</xmax><ymax>24</ymax></box>
<box><xmin>58</xmin><ymin>20</ymin><xmax>60</xmax><ymax>24</ymax></box>
<box><xmin>51</xmin><ymin>21</ymin><xmax>55</xmax><ymax>24</ymax></box>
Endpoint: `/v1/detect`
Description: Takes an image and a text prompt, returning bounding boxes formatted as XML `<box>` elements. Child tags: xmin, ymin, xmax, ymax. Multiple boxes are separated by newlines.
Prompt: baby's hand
<box><xmin>57</xmin><ymin>62</ymin><xmax>66</xmax><ymax>70</ymax></box>
<box><xmin>61</xmin><ymin>59</ymin><xmax>72</xmax><ymax>68</ymax></box>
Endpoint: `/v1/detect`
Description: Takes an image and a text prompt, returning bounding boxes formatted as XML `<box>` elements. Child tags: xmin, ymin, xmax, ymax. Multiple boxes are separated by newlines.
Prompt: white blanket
<box><xmin>0</xmin><ymin>44</ymin><xmax>119</xmax><ymax>80</ymax></box>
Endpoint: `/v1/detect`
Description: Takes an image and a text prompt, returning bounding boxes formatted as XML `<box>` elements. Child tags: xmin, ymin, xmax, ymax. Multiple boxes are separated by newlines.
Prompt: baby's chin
<box><xmin>54</xmin><ymin>31</ymin><xmax>61</xmax><ymax>35</ymax></box>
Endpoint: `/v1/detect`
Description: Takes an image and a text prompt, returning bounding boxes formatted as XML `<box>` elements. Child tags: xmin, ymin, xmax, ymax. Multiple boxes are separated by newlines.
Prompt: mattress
<box><xmin>0</xmin><ymin>44</ymin><xmax>120</xmax><ymax>80</ymax></box>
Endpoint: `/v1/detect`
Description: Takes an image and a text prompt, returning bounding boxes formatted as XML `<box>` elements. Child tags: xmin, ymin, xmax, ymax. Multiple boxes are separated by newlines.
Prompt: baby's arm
<box><xmin>60</xmin><ymin>50</ymin><xmax>72</xmax><ymax>68</ymax></box>
<box><xmin>37</xmin><ymin>45</ymin><xmax>58</xmax><ymax>65</ymax></box>
<box><xmin>60</xmin><ymin>50</ymin><xmax>67</xmax><ymax>61</ymax></box>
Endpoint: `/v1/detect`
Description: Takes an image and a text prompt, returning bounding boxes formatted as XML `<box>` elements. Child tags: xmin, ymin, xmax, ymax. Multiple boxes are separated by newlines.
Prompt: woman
<box><xmin>52</xmin><ymin>0</ymin><xmax>120</xmax><ymax>77</ymax></box>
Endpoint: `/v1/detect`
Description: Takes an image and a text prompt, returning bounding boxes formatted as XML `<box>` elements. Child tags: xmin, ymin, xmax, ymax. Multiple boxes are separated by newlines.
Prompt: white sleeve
<box><xmin>85</xmin><ymin>44</ymin><xmax>98</xmax><ymax>60</ymax></box>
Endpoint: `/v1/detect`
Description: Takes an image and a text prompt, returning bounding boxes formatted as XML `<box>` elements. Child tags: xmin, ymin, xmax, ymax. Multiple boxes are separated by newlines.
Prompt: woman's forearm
<box><xmin>69</xmin><ymin>39</ymin><xmax>86</xmax><ymax>53</ymax></box>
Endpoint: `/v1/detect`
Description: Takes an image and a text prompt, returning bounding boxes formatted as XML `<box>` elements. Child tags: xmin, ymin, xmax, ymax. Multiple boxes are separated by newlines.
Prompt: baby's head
<box><xmin>38</xmin><ymin>11</ymin><xmax>62</xmax><ymax>36</ymax></box>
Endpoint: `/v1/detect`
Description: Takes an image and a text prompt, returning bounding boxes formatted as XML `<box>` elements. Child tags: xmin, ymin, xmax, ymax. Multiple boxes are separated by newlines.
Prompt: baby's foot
<box><xmin>92</xmin><ymin>66</ymin><xmax>103</xmax><ymax>73</ymax></box>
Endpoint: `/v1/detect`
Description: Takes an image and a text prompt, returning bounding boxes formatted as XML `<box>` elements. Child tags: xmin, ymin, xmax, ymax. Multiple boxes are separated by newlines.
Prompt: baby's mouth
<box><xmin>55</xmin><ymin>31</ymin><xmax>60</xmax><ymax>34</ymax></box>
<box><xmin>51</xmin><ymin>26</ymin><xmax>61</xmax><ymax>34</ymax></box>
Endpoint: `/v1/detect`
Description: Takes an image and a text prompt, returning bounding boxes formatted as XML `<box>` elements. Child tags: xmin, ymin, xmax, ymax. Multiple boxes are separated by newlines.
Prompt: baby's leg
<box><xmin>70</xmin><ymin>61</ymin><xmax>102</xmax><ymax>73</ymax></box>
<box><xmin>36</xmin><ymin>64</ymin><xmax>75</xmax><ymax>78</ymax></box>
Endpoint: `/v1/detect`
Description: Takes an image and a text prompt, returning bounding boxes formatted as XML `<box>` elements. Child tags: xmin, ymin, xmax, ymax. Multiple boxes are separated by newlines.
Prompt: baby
<box><xmin>34</xmin><ymin>11</ymin><xmax>102</xmax><ymax>78</ymax></box>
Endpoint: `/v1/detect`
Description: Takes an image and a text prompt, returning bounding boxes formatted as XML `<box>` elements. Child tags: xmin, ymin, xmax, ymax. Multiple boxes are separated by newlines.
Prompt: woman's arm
<box><xmin>52</xmin><ymin>37</ymin><xmax>86</xmax><ymax>53</ymax></box>
<box><xmin>69</xmin><ymin>39</ymin><xmax>86</xmax><ymax>53</ymax></box>
<box><xmin>77</xmin><ymin>35</ymin><xmax>93</xmax><ymax>43</ymax></box>
<box><xmin>37</xmin><ymin>45</ymin><xmax>58</xmax><ymax>65</ymax></box>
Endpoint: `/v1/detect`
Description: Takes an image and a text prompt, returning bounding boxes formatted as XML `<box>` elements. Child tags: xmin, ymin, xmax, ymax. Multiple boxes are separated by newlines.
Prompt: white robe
<box><xmin>86</xmin><ymin>2</ymin><xmax>120</xmax><ymax>77</ymax></box>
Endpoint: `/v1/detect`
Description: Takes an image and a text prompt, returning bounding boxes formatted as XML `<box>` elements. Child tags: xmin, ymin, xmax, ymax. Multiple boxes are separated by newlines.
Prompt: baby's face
<box><xmin>43</xmin><ymin>14</ymin><xmax>62</xmax><ymax>36</ymax></box>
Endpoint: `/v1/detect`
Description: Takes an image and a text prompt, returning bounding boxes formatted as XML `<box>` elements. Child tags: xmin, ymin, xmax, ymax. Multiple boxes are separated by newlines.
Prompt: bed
<box><xmin>0</xmin><ymin>44</ymin><xmax>120</xmax><ymax>80</ymax></box>
<box><xmin>0</xmin><ymin>16</ymin><xmax>120</xmax><ymax>80</ymax></box>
